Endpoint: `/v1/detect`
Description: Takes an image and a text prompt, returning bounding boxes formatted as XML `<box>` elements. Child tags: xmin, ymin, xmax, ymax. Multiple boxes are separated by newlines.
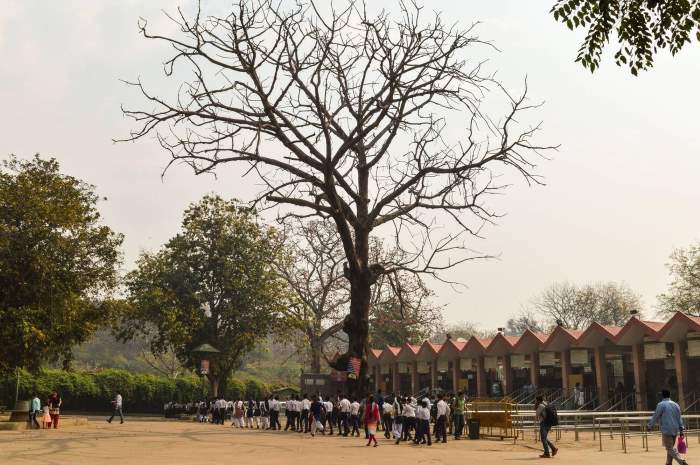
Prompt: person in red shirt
<box><xmin>364</xmin><ymin>394</ymin><xmax>380</xmax><ymax>447</ymax></box>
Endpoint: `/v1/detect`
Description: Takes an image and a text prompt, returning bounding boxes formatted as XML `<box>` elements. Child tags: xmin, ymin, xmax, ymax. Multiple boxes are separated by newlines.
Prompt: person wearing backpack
<box><xmin>535</xmin><ymin>395</ymin><xmax>558</xmax><ymax>458</ymax></box>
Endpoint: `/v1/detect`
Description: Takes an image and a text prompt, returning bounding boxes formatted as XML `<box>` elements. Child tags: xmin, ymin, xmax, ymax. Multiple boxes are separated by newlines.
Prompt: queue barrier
<box><xmin>470</xmin><ymin>398</ymin><xmax>517</xmax><ymax>440</ymax></box>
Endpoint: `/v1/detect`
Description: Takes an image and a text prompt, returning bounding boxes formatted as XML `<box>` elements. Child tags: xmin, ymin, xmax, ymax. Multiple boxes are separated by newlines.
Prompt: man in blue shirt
<box><xmin>30</xmin><ymin>393</ymin><xmax>41</xmax><ymax>429</ymax></box>
<box><xmin>648</xmin><ymin>390</ymin><xmax>688</xmax><ymax>465</ymax></box>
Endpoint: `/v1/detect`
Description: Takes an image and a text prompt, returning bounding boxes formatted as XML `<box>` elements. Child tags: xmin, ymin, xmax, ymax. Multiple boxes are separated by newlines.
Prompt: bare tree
<box><xmin>505</xmin><ymin>309</ymin><xmax>546</xmax><ymax>336</ymax></box>
<box><xmin>275</xmin><ymin>220</ymin><xmax>348</xmax><ymax>373</ymax></box>
<box><xmin>529</xmin><ymin>281</ymin><xmax>643</xmax><ymax>330</ymax></box>
<box><xmin>277</xmin><ymin>219</ymin><xmax>443</xmax><ymax>371</ymax></box>
<box><xmin>120</xmin><ymin>0</ymin><xmax>551</xmax><ymax>393</ymax></box>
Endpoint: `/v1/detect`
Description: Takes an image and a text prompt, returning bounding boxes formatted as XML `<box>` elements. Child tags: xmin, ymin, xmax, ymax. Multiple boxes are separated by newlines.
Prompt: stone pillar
<box><xmin>560</xmin><ymin>350</ymin><xmax>571</xmax><ymax>392</ymax></box>
<box><xmin>530</xmin><ymin>352</ymin><xmax>540</xmax><ymax>387</ymax></box>
<box><xmin>674</xmin><ymin>341</ymin><xmax>689</xmax><ymax>410</ymax></box>
<box><xmin>411</xmin><ymin>361</ymin><xmax>418</xmax><ymax>395</ymax></box>
<box><xmin>503</xmin><ymin>356</ymin><xmax>512</xmax><ymax>396</ymax></box>
<box><xmin>452</xmin><ymin>358</ymin><xmax>460</xmax><ymax>393</ymax></box>
<box><xmin>374</xmin><ymin>365</ymin><xmax>380</xmax><ymax>392</ymax></box>
<box><xmin>392</xmin><ymin>362</ymin><xmax>400</xmax><ymax>394</ymax></box>
<box><xmin>631</xmin><ymin>344</ymin><xmax>646</xmax><ymax>411</ymax></box>
<box><xmin>477</xmin><ymin>356</ymin><xmax>487</xmax><ymax>398</ymax></box>
<box><xmin>430</xmin><ymin>360</ymin><xmax>438</xmax><ymax>390</ymax></box>
<box><xmin>594</xmin><ymin>347</ymin><xmax>609</xmax><ymax>405</ymax></box>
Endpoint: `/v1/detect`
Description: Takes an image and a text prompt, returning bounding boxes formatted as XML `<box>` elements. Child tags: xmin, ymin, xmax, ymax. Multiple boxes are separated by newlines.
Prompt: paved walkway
<box><xmin>0</xmin><ymin>417</ymin><xmax>683</xmax><ymax>465</ymax></box>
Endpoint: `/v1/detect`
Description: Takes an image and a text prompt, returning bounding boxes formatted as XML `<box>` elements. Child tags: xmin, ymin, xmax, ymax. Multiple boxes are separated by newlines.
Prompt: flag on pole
<box><xmin>346</xmin><ymin>357</ymin><xmax>362</xmax><ymax>379</ymax></box>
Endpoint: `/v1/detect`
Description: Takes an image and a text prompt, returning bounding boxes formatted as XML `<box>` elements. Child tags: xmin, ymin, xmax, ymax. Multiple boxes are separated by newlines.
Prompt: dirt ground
<box><xmin>0</xmin><ymin>417</ymin><xmax>687</xmax><ymax>465</ymax></box>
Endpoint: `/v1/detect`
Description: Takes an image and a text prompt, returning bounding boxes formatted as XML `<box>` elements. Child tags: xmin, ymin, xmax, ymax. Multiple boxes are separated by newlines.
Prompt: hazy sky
<box><xmin>2</xmin><ymin>1</ymin><xmax>699</xmax><ymax>330</ymax></box>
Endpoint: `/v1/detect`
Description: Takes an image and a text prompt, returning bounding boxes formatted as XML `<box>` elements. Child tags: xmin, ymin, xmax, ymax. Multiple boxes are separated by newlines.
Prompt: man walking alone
<box><xmin>107</xmin><ymin>392</ymin><xmax>124</xmax><ymax>424</ymax></box>
<box><xmin>535</xmin><ymin>395</ymin><xmax>557</xmax><ymax>458</ymax></box>
<box><xmin>648</xmin><ymin>389</ymin><xmax>688</xmax><ymax>465</ymax></box>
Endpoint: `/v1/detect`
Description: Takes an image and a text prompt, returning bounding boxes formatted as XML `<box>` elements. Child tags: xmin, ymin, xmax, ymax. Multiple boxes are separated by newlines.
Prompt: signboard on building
<box><xmin>539</xmin><ymin>352</ymin><xmax>556</xmax><ymax>366</ymax></box>
<box><xmin>644</xmin><ymin>342</ymin><xmax>667</xmax><ymax>360</ymax></box>
<box><xmin>570</xmin><ymin>349</ymin><xmax>589</xmax><ymax>366</ymax></box>
<box><xmin>484</xmin><ymin>356</ymin><xmax>498</xmax><ymax>370</ymax></box>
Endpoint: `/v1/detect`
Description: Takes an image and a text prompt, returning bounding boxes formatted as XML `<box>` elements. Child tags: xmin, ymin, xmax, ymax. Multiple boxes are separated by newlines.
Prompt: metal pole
<box><xmin>599</xmin><ymin>419</ymin><xmax>603</xmax><ymax>451</ymax></box>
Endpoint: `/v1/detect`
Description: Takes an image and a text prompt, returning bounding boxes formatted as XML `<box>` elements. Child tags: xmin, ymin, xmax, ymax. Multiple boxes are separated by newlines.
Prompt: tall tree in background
<box><xmin>118</xmin><ymin>195</ymin><xmax>289</xmax><ymax>396</ymax></box>
<box><xmin>529</xmin><ymin>281</ymin><xmax>643</xmax><ymax>330</ymax></box>
<box><xmin>431</xmin><ymin>321</ymin><xmax>494</xmax><ymax>342</ymax></box>
<box><xmin>277</xmin><ymin>220</ymin><xmax>443</xmax><ymax>371</ymax></box>
<box><xmin>275</xmin><ymin>220</ymin><xmax>348</xmax><ymax>373</ymax></box>
<box><xmin>121</xmin><ymin>1</ymin><xmax>550</xmax><ymax>393</ymax></box>
<box><xmin>0</xmin><ymin>155</ymin><xmax>123</xmax><ymax>372</ymax></box>
<box><xmin>658</xmin><ymin>242</ymin><xmax>700</xmax><ymax>316</ymax></box>
<box><xmin>551</xmin><ymin>0</ymin><xmax>700</xmax><ymax>74</ymax></box>
<box><xmin>505</xmin><ymin>310</ymin><xmax>546</xmax><ymax>336</ymax></box>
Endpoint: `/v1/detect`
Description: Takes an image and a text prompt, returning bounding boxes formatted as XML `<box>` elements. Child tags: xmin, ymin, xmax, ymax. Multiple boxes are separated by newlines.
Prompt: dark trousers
<box><xmin>339</xmin><ymin>412</ymin><xmax>349</xmax><ymax>435</ymax></box>
<box><xmin>270</xmin><ymin>411</ymin><xmax>280</xmax><ymax>429</ymax></box>
<box><xmin>349</xmin><ymin>414</ymin><xmax>360</xmax><ymax>436</ymax></box>
<box><xmin>285</xmin><ymin>413</ymin><xmax>294</xmax><ymax>430</ymax></box>
<box><xmin>402</xmin><ymin>417</ymin><xmax>414</xmax><ymax>441</ymax></box>
<box><xmin>540</xmin><ymin>424</ymin><xmax>555</xmax><ymax>456</ymax></box>
<box><xmin>415</xmin><ymin>419</ymin><xmax>432</xmax><ymax>445</ymax></box>
<box><xmin>301</xmin><ymin>409</ymin><xmax>309</xmax><ymax>432</ymax></box>
<box><xmin>435</xmin><ymin>415</ymin><xmax>447</xmax><ymax>442</ymax></box>
<box><xmin>29</xmin><ymin>411</ymin><xmax>40</xmax><ymax>429</ymax></box>
<box><xmin>108</xmin><ymin>406</ymin><xmax>124</xmax><ymax>423</ymax></box>
<box><xmin>453</xmin><ymin>414</ymin><xmax>464</xmax><ymax>438</ymax></box>
<box><xmin>382</xmin><ymin>413</ymin><xmax>392</xmax><ymax>438</ymax></box>
<box><xmin>325</xmin><ymin>412</ymin><xmax>334</xmax><ymax>434</ymax></box>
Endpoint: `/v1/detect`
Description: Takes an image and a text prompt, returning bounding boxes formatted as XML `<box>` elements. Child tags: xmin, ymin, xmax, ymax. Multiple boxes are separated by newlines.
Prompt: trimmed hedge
<box><xmin>0</xmin><ymin>369</ymin><xmax>281</xmax><ymax>413</ymax></box>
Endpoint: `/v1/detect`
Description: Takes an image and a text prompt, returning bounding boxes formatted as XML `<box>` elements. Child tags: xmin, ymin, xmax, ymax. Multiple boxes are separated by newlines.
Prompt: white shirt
<box><xmin>382</xmin><ymin>403</ymin><xmax>393</xmax><ymax>415</ymax></box>
<box><xmin>302</xmin><ymin>399</ymin><xmax>311</xmax><ymax>410</ymax></box>
<box><xmin>436</xmin><ymin>400</ymin><xmax>448</xmax><ymax>417</ymax></box>
<box><xmin>416</xmin><ymin>406</ymin><xmax>430</xmax><ymax>420</ymax></box>
<box><xmin>115</xmin><ymin>394</ymin><xmax>122</xmax><ymax>407</ymax></box>
<box><xmin>270</xmin><ymin>399</ymin><xmax>280</xmax><ymax>411</ymax></box>
<box><xmin>339</xmin><ymin>398</ymin><xmax>351</xmax><ymax>413</ymax></box>
<box><xmin>324</xmin><ymin>401</ymin><xmax>333</xmax><ymax>413</ymax></box>
<box><xmin>350</xmin><ymin>401</ymin><xmax>360</xmax><ymax>415</ymax></box>
<box><xmin>403</xmin><ymin>403</ymin><xmax>415</xmax><ymax>417</ymax></box>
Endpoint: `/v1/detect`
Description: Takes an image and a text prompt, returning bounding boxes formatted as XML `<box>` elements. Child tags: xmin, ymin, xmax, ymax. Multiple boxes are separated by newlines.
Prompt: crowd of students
<box><xmin>190</xmin><ymin>389</ymin><xmax>475</xmax><ymax>447</ymax></box>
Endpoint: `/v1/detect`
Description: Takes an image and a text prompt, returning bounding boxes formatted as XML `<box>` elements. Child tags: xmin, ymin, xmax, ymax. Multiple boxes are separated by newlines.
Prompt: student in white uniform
<box><xmin>402</xmin><ymin>397</ymin><xmax>415</xmax><ymax>442</ymax></box>
<box><xmin>349</xmin><ymin>398</ymin><xmax>361</xmax><ymax>437</ymax></box>
<box><xmin>339</xmin><ymin>395</ymin><xmax>351</xmax><ymax>436</ymax></box>
<box><xmin>414</xmin><ymin>398</ymin><xmax>432</xmax><ymax>446</ymax></box>
<box><xmin>435</xmin><ymin>394</ymin><xmax>448</xmax><ymax>443</ymax></box>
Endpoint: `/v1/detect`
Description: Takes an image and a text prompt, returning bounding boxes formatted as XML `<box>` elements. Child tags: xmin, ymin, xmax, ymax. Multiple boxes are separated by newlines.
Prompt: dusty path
<box><xmin>0</xmin><ymin>417</ymin><xmax>683</xmax><ymax>465</ymax></box>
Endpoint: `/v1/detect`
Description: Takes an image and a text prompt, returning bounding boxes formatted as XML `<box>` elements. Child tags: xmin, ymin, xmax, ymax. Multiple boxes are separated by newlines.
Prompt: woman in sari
<box><xmin>363</xmin><ymin>394</ymin><xmax>380</xmax><ymax>447</ymax></box>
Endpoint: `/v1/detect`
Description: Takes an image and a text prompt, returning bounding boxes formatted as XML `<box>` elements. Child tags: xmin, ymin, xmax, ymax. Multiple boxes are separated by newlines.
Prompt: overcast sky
<box><xmin>2</xmin><ymin>1</ymin><xmax>699</xmax><ymax>330</ymax></box>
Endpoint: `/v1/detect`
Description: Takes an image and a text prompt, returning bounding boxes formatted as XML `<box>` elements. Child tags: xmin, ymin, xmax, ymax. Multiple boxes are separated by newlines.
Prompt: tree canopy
<box><xmin>658</xmin><ymin>242</ymin><xmax>700</xmax><ymax>316</ymax></box>
<box><xmin>118</xmin><ymin>195</ymin><xmax>290</xmax><ymax>395</ymax></box>
<box><xmin>0</xmin><ymin>155</ymin><xmax>123</xmax><ymax>372</ymax></box>
<box><xmin>552</xmin><ymin>0</ymin><xmax>700</xmax><ymax>74</ymax></box>
<box><xmin>527</xmin><ymin>281</ymin><xmax>643</xmax><ymax>330</ymax></box>
<box><xmin>122</xmin><ymin>0</ymin><xmax>550</xmax><ymax>392</ymax></box>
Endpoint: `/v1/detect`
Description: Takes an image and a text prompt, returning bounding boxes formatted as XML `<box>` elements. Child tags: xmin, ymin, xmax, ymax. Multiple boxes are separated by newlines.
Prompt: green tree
<box><xmin>552</xmin><ymin>0</ymin><xmax>700</xmax><ymax>74</ymax></box>
<box><xmin>119</xmin><ymin>195</ymin><xmax>290</xmax><ymax>396</ymax></box>
<box><xmin>0</xmin><ymin>155</ymin><xmax>123</xmax><ymax>372</ymax></box>
<box><xmin>658</xmin><ymin>242</ymin><xmax>700</xmax><ymax>316</ymax></box>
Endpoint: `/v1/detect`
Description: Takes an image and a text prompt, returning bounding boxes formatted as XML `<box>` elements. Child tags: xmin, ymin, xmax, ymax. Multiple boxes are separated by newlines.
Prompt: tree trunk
<box><xmin>309</xmin><ymin>334</ymin><xmax>322</xmax><ymax>374</ymax></box>
<box><xmin>342</xmin><ymin>268</ymin><xmax>372</xmax><ymax>397</ymax></box>
<box><xmin>210</xmin><ymin>377</ymin><xmax>219</xmax><ymax>397</ymax></box>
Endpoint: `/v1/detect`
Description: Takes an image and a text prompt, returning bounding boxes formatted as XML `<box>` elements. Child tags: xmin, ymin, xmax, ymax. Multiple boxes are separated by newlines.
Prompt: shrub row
<box><xmin>0</xmin><ymin>369</ymin><xmax>284</xmax><ymax>413</ymax></box>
